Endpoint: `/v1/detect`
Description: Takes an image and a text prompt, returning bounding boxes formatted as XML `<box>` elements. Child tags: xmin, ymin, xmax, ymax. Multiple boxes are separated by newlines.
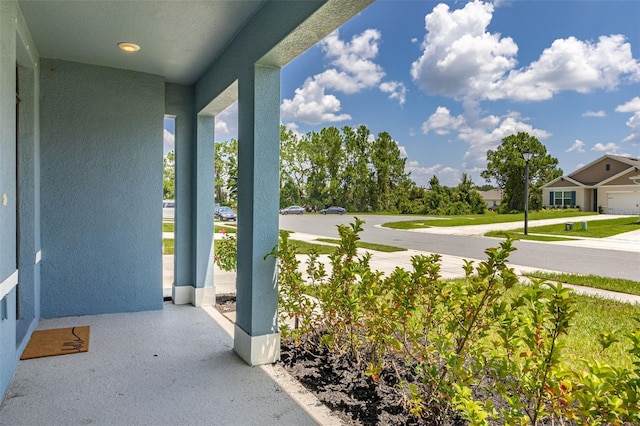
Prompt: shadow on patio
<box><xmin>0</xmin><ymin>301</ymin><xmax>338</xmax><ymax>425</ymax></box>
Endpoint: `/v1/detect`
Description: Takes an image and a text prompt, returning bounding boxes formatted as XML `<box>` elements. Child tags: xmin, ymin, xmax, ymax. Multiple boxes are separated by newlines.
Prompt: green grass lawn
<box><xmin>484</xmin><ymin>230</ymin><xmax>574</xmax><ymax>241</ymax></box>
<box><xmin>382</xmin><ymin>210</ymin><xmax>595</xmax><ymax>229</ymax></box>
<box><xmin>163</xmin><ymin>222</ymin><xmax>174</xmax><ymax>233</ymax></box>
<box><xmin>162</xmin><ymin>238</ymin><xmax>174</xmax><ymax>255</ymax></box>
<box><xmin>315</xmin><ymin>238</ymin><xmax>407</xmax><ymax>252</ymax></box>
<box><xmin>548</xmin><ymin>290</ymin><xmax>639</xmax><ymax>370</ymax></box>
<box><xmin>527</xmin><ymin>216</ymin><xmax>640</xmax><ymax>238</ymax></box>
<box><xmin>502</xmin><ymin>284</ymin><xmax>639</xmax><ymax>370</ymax></box>
<box><xmin>525</xmin><ymin>271</ymin><xmax>640</xmax><ymax>296</ymax></box>
<box><xmin>485</xmin><ymin>217</ymin><xmax>640</xmax><ymax>240</ymax></box>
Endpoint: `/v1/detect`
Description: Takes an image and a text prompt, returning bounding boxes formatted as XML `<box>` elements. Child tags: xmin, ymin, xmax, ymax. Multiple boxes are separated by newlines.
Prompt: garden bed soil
<box><xmin>213</xmin><ymin>294</ymin><xmax>581</xmax><ymax>426</ymax></box>
<box><xmin>214</xmin><ymin>295</ymin><xmax>451</xmax><ymax>425</ymax></box>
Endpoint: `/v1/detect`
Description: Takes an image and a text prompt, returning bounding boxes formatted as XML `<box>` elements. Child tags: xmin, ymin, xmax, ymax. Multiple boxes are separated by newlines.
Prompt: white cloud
<box><xmin>499</xmin><ymin>35</ymin><xmax>640</xmax><ymax>101</ymax></box>
<box><xmin>421</xmin><ymin>107</ymin><xmax>550</xmax><ymax>170</ymax></box>
<box><xmin>379</xmin><ymin>81</ymin><xmax>407</xmax><ymax>105</ymax></box>
<box><xmin>410</xmin><ymin>1</ymin><xmax>518</xmax><ymax>100</ymax></box>
<box><xmin>163</xmin><ymin>129</ymin><xmax>174</xmax><ymax>155</ymax></box>
<box><xmin>616</xmin><ymin>96</ymin><xmax>640</xmax><ymax>113</ymax></box>
<box><xmin>410</xmin><ymin>1</ymin><xmax>640</xmax><ymax>103</ymax></box>
<box><xmin>397</xmin><ymin>144</ymin><xmax>408</xmax><ymax>158</ymax></box>
<box><xmin>215</xmin><ymin>101</ymin><xmax>238</xmax><ymax>138</ymax></box>
<box><xmin>280</xmin><ymin>78</ymin><xmax>352</xmax><ymax>125</ymax></box>
<box><xmin>566</xmin><ymin>140</ymin><xmax>585</xmax><ymax>153</ymax></box>
<box><xmin>616</xmin><ymin>97</ymin><xmax>640</xmax><ymax>145</ymax></box>
<box><xmin>411</xmin><ymin>37</ymin><xmax>418</xmax><ymax>44</ymax></box>
<box><xmin>583</xmin><ymin>110</ymin><xmax>606</xmax><ymax>118</ymax></box>
<box><xmin>421</xmin><ymin>106</ymin><xmax>464</xmax><ymax>135</ymax></box>
<box><xmin>591</xmin><ymin>142</ymin><xmax>629</xmax><ymax>156</ymax></box>
<box><xmin>282</xmin><ymin>29</ymin><xmax>409</xmax><ymax>125</ymax></box>
<box><xmin>405</xmin><ymin>161</ymin><xmax>460</xmax><ymax>187</ymax></box>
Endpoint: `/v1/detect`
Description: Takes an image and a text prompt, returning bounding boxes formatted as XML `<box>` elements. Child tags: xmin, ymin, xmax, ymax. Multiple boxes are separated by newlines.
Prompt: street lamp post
<box><xmin>523</xmin><ymin>149</ymin><xmax>534</xmax><ymax>235</ymax></box>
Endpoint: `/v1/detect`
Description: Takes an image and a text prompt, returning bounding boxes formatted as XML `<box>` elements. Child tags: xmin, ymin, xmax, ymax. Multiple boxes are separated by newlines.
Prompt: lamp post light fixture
<box><xmin>523</xmin><ymin>149</ymin><xmax>534</xmax><ymax>235</ymax></box>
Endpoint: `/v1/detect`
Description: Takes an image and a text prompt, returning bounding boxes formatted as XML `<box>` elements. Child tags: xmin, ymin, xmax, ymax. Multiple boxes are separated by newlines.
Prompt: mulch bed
<box><xmin>214</xmin><ymin>293</ymin><xmax>237</xmax><ymax>313</ymax></box>
<box><xmin>212</xmin><ymin>294</ymin><xmax>575</xmax><ymax>425</ymax></box>
<box><xmin>213</xmin><ymin>294</ymin><xmax>455</xmax><ymax>425</ymax></box>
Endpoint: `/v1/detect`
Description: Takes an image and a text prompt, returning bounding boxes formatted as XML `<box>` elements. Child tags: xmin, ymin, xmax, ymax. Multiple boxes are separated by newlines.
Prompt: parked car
<box><xmin>279</xmin><ymin>205</ymin><xmax>305</xmax><ymax>215</ymax></box>
<box><xmin>320</xmin><ymin>206</ymin><xmax>346</xmax><ymax>215</ymax></box>
<box><xmin>215</xmin><ymin>206</ymin><xmax>237</xmax><ymax>221</ymax></box>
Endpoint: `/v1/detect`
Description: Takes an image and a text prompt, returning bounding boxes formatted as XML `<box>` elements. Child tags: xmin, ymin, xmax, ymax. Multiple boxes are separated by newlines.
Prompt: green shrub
<box><xmin>270</xmin><ymin>218</ymin><xmax>640</xmax><ymax>424</ymax></box>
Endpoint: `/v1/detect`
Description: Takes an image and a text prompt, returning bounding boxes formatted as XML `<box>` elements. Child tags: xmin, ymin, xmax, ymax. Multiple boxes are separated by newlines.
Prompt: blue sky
<box><xmin>165</xmin><ymin>0</ymin><xmax>640</xmax><ymax>187</ymax></box>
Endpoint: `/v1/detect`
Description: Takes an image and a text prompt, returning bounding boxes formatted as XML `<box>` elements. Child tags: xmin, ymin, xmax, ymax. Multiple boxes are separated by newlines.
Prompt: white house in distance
<box><xmin>541</xmin><ymin>155</ymin><xmax>640</xmax><ymax>214</ymax></box>
<box><xmin>478</xmin><ymin>189</ymin><xmax>503</xmax><ymax>210</ymax></box>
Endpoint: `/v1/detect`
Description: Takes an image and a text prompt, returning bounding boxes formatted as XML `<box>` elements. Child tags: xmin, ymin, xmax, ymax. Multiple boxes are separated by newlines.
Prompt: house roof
<box><xmin>542</xmin><ymin>154</ymin><xmax>640</xmax><ymax>189</ymax></box>
<box><xmin>478</xmin><ymin>189</ymin><xmax>502</xmax><ymax>201</ymax></box>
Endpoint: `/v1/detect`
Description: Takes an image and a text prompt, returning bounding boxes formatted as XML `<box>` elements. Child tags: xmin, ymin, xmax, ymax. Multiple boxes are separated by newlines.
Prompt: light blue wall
<box><xmin>0</xmin><ymin>0</ymin><xmax>19</xmax><ymax>400</ymax></box>
<box><xmin>0</xmin><ymin>1</ymin><xmax>17</xmax><ymax>281</ymax></box>
<box><xmin>39</xmin><ymin>59</ymin><xmax>164</xmax><ymax>317</ymax></box>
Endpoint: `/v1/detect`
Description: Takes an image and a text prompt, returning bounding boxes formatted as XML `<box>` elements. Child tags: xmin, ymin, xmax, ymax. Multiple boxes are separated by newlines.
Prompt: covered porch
<box><xmin>0</xmin><ymin>301</ymin><xmax>339</xmax><ymax>425</ymax></box>
<box><xmin>0</xmin><ymin>0</ymin><xmax>372</xmax><ymax>406</ymax></box>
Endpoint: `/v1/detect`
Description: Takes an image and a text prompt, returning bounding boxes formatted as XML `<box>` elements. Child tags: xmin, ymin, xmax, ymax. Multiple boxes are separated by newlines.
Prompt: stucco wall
<box><xmin>0</xmin><ymin>0</ymin><xmax>19</xmax><ymax>401</ymax></box>
<box><xmin>39</xmin><ymin>59</ymin><xmax>164</xmax><ymax>317</ymax></box>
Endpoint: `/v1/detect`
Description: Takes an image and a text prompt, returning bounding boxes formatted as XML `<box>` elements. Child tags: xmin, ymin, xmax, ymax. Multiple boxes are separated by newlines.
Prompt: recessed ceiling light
<box><xmin>118</xmin><ymin>42</ymin><xmax>140</xmax><ymax>53</ymax></box>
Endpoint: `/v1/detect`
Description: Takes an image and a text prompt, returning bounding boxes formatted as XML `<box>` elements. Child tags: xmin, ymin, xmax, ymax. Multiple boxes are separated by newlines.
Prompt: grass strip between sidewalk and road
<box><xmin>524</xmin><ymin>216</ymin><xmax>640</xmax><ymax>238</ymax></box>
<box><xmin>525</xmin><ymin>271</ymin><xmax>640</xmax><ymax>296</ymax></box>
<box><xmin>485</xmin><ymin>216</ymin><xmax>640</xmax><ymax>240</ymax></box>
<box><xmin>484</xmin><ymin>231</ymin><xmax>574</xmax><ymax>242</ymax></box>
<box><xmin>382</xmin><ymin>210</ymin><xmax>595</xmax><ymax>229</ymax></box>
<box><xmin>163</xmin><ymin>238</ymin><xmax>174</xmax><ymax>255</ymax></box>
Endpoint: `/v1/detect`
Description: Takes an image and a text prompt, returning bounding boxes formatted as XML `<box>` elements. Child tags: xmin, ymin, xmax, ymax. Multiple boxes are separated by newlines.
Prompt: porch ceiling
<box><xmin>17</xmin><ymin>0</ymin><xmax>266</xmax><ymax>85</ymax></box>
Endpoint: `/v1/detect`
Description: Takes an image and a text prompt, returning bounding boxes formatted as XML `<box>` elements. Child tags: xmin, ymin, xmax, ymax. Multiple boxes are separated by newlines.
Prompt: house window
<box><xmin>553</xmin><ymin>191</ymin><xmax>575</xmax><ymax>206</ymax></box>
<box><xmin>605</xmin><ymin>163</ymin><xmax>610</xmax><ymax>171</ymax></box>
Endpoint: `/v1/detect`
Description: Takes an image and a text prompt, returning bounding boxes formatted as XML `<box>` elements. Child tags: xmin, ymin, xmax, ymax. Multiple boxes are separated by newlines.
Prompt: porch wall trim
<box><xmin>172</xmin><ymin>285</ymin><xmax>214</xmax><ymax>307</ymax></box>
<box><xmin>0</xmin><ymin>270</ymin><xmax>18</xmax><ymax>300</ymax></box>
<box><xmin>233</xmin><ymin>325</ymin><xmax>280</xmax><ymax>365</ymax></box>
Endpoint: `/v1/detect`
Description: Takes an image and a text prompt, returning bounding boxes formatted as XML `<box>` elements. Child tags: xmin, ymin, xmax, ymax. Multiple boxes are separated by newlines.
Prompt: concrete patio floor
<box><xmin>0</xmin><ymin>302</ymin><xmax>340</xmax><ymax>426</ymax></box>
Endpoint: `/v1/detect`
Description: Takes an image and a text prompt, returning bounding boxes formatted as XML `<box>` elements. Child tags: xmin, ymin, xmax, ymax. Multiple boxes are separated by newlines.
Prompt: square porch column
<box><xmin>234</xmin><ymin>64</ymin><xmax>280</xmax><ymax>365</ymax></box>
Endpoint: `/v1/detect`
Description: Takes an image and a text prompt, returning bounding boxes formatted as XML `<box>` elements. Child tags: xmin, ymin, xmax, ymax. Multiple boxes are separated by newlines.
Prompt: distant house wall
<box><xmin>542</xmin><ymin>186</ymin><xmax>588</xmax><ymax>210</ymax></box>
<box><xmin>39</xmin><ymin>59</ymin><xmax>164</xmax><ymax>317</ymax></box>
<box><xmin>598</xmin><ymin>185</ymin><xmax>640</xmax><ymax>215</ymax></box>
<box><xmin>571</xmin><ymin>157</ymin><xmax>630</xmax><ymax>184</ymax></box>
<box><xmin>478</xmin><ymin>189</ymin><xmax>502</xmax><ymax>208</ymax></box>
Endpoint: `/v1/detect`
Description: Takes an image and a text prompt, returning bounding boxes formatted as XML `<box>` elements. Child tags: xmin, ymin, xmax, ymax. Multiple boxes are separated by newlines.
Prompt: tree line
<box><xmin>163</xmin><ymin>127</ymin><xmax>562</xmax><ymax>215</ymax></box>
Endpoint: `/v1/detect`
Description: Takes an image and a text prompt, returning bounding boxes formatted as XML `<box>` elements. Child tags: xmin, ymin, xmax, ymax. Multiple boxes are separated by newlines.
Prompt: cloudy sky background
<box><xmin>165</xmin><ymin>0</ymin><xmax>640</xmax><ymax>187</ymax></box>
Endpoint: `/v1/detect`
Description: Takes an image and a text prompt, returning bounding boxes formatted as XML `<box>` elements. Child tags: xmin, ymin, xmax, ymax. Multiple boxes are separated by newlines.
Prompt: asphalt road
<box><xmin>279</xmin><ymin>214</ymin><xmax>640</xmax><ymax>281</ymax></box>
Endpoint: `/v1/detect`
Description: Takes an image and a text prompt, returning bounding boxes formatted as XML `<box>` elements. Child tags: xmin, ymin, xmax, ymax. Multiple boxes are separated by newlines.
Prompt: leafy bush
<box><xmin>270</xmin><ymin>218</ymin><xmax>640</xmax><ymax>424</ymax></box>
<box><xmin>213</xmin><ymin>230</ymin><xmax>236</xmax><ymax>271</ymax></box>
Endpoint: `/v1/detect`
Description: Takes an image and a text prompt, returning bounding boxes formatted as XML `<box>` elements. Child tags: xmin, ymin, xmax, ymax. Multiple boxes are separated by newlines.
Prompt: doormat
<box><xmin>20</xmin><ymin>326</ymin><xmax>90</xmax><ymax>360</ymax></box>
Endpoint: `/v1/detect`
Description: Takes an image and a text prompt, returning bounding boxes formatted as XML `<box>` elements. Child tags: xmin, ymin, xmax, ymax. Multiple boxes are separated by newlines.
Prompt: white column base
<box><xmin>172</xmin><ymin>285</ymin><xmax>215</xmax><ymax>306</ymax></box>
<box><xmin>233</xmin><ymin>325</ymin><xmax>280</xmax><ymax>365</ymax></box>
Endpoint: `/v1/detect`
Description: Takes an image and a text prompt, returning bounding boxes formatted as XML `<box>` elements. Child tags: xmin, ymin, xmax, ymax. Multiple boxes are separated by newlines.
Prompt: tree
<box><xmin>454</xmin><ymin>173</ymin><xmax>486</xmax><ymax>214</ymax></box>
<box><xmin>279</xmin><ymin>126</ymin><xmax>311</xmax><ymax>206</ymax></box>
<box><xmin>481</xmin><ymin>132</ymin><xmax>562</xmax><ymax>213</ymax></box>
<box><xmin>214</xmin><ymin>139</ymin><xmax>238</xmax><ymax>206</ymax></box>
<box><xmin>163</xmin><ymin>150</ymin><xmax>175</xmax><ymax>200</ymax></box>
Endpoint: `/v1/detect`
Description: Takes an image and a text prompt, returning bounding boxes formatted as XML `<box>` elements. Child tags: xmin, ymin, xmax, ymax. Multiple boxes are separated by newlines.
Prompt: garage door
<box><xmin>607</xmin><ymin>191</ymin><xmax>640</xmax><ymax>214</ymax></box>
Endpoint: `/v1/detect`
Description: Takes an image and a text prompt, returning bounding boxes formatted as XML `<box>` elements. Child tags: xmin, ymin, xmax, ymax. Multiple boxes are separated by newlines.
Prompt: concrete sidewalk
<box><xmin>256</xmin><ymin>230</ymin><xmax>640</xmax><ymax>305</ymax></box>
